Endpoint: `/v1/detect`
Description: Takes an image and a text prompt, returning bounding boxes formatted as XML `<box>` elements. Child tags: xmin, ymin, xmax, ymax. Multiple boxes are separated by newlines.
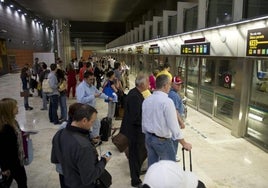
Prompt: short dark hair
<box><xmin>42</xmin><ymin>62</ymin><xmax>47</xmax><ymax>69</ymax></box>
<box><xmin>106</xmin><ymin>70</ymin><xmax>114</xmax><ymax>78</ymax></box>
<box><xmin>50</xmin><ymin>63</ymin><xmax>57</xmax><ymax>71</ymax></box>
<box><xmin>156</xmin><ymin>74</ymin><xmax>170</xmax><ymax>89</ymax></box>
<box><xmin>72</xmin><ymin>104</ymin><xmax>97</xmax><ymax>122</ymax></box>
<box><xmin>83</xmin><ymin>71</ymin><xmax>94</xmax><ymax>78</ymax></box>
<box><xmin>68</xmin><ymin>103</ymin><xmax>84</xmax><ymax>123</ymax></box>
<box><xmin>114</xmin><ymin>62</ymin><xmax>121</xmax><ymax>69</ymax></box>
<box><xmin>163</xmin><ymin>62</ymin><xmax>170</xmax><ymax>68</ymax></box>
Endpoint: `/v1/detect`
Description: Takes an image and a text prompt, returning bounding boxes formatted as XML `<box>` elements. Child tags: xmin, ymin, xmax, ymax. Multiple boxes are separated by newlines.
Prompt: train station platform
<box><xmin>0</xmin><ymin>73</ymin><xmax>267</xmax><ymax>188</ymax></box>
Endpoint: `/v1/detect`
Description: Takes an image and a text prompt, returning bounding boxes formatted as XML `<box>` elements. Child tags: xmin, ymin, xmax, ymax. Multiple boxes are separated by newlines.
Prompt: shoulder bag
<box><xmin>95</xmin><ymin>169</ymin><xmax>112</xmax><ymax>188</ymax></box>
<box><xmin>111</xmin><ymin>128</ymin><xmax>128</xmax><ymax>153</ymax></box>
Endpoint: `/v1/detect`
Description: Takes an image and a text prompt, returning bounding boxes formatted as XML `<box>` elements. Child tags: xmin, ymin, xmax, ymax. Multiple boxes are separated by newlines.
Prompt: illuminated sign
<box><xmin>136</xmin><ymin>45</ymin><xmax>144</xmax><ymax>54</ymax></box>
<box><xmin>181</xmin><ymin>42</ymin><xmax>210</xmax><ymax>55</ymax></box>
<box><xmin>128</xmin><ymin>48</ymin><xmax>133</xmax><ymax>53</ymax></box>
<box><xmin>247</xmin><ymin>27</ymin><xmax>268</xmax><ymax>56</ymax></box>
<box><xmin>223</xmin><ymin>73</ymin><xmax>232</xmax><ymax>89</ymax></box>
<box><xmin>149</xmin><ymin>47</ymin><xmax>160</xmax><ymax>54</ymax></box>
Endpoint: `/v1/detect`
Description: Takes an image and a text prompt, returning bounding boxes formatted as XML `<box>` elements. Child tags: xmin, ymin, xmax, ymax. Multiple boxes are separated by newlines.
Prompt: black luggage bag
<box><xmin>100</xmin><ymin>117</ymin><xmax>112</xmax><ymax>141</ymax></box>
<box><xmin>182</xmin><ymin>148</ymin><xmax>206</xmax><ymax>188</ymax></box>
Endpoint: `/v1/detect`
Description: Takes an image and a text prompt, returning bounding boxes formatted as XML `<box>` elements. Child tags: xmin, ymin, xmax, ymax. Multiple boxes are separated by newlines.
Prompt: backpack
<box><xmin>42</xmin><ymin>78</ymin><xmax>52</xmax><ymax>93</ymax></box>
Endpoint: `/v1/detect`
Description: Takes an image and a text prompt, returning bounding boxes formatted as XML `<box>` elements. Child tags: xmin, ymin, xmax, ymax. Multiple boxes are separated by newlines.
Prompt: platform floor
<box><xmin>0</xmin><ymin>73</ymin><xmax>267</xmax><ymax>188</ymax></box>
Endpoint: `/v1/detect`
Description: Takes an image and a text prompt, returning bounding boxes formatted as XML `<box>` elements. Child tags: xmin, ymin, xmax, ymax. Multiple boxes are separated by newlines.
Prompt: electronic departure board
<box><xmin>136</xmin><ymin>45</ymin><xmax>144</xmax><ymax>54</ymax></box>
<box><xmin>149</xmin><ymin>46</ymin><xmax>160</xmax><ymax>54</ymax></box>
<box><xmin>181</xmin><ymin>42</ymin><xmax>210</xmax><ymax>55</ymax></box>
<box><xmin>247</xmin><ymin>27</ymin><xmax>268</xmax><ymax>56</ymax></box>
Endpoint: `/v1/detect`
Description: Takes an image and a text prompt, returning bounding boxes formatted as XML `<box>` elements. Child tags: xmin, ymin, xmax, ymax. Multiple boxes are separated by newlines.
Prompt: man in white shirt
<box><xmin>142</xmin><ymin>74</ymin><xmax>192</xmax><ymax>167</ymax></box>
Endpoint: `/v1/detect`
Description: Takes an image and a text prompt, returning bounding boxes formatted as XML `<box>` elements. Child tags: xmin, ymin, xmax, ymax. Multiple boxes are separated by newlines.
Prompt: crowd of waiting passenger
<box><xmin>0</xmin><ymin>57</ymin><xmax>207</xmax><ymax>188</ymax></box>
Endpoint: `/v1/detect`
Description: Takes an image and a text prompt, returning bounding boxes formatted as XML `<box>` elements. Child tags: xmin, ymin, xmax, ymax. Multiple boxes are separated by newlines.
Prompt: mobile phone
<box><xmin>105</xmin><ymin>151</ymin><xmax>112</xmax><ymax>157</ymax></box>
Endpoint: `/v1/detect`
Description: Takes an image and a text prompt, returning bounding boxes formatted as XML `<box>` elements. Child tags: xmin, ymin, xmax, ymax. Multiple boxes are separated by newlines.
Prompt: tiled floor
<box><xmin>1</xmin><ymin>73</ymin><xmax>268</xmax><ymax>188</ymax></box>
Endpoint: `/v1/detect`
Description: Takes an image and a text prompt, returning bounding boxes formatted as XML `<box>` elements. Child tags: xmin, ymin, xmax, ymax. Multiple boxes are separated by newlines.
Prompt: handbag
<box><xmin>96</xmin><ymin>169</ymin><xmax>112</xmax><ymax>188</ymax></box>
<box><xmin>111</xmin><ymin>130</ymin><xmax>128</xmax><ymax>152</ymax></box>
<box><xmin>20</xmin><ymin>90</ymin><xmax>29</xmax><ymax>97</ymax></box>
<box><xmin>58</xmin><ymin>80</ymin><xmax>67</xmax><ymax>92</ymax></box>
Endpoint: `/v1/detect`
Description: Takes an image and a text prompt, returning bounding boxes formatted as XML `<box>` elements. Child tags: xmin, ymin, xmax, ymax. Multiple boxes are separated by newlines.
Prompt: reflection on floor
<box><xmin>0</xmin><ymin>73</ymin><xmax>267</xmax><ymax>188</ymax></box>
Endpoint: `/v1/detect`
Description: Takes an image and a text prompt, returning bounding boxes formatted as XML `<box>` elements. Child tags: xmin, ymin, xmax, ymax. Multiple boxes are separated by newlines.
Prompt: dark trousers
<box><xmin>128</xmin><ymin>132</ymin><xmax>147</xmax><ymax>186</ymax></box>
<box><xmin>23</xmin><ymin>89</ymin><xmax>30</xmax><ymax>109</ymax></box>
<box><xmin>49</xmin><ymin>95</ymin><xmax>59</xmax><ymax>123</ymax></box>
<box><xmin>6</xmin><ymin>165</ymin><xmax>27</xmax><ymax>188</ymax></box>
<box><xmin>59</xmin><ymin>174</ymin><xmax>70</xmax><ymax>188</ymax></box>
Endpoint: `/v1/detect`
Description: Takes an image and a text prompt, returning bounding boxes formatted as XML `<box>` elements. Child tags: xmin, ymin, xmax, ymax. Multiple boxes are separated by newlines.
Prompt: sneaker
<box><xmin>40</xmin><ymin>108</ymin><xmax>47</xmax><ymax>110</ymax></box>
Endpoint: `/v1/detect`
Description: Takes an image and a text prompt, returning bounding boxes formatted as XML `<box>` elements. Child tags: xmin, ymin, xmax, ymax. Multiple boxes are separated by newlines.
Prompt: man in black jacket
<box><xmin>121</xmin><ymin>73</ymin><xmax>149</xmax><ymax>188</ymax></box>
<box><xmin>51</xmin><ymin>104</ymin><xmax>111</xmax><ymax>188</ymax></box>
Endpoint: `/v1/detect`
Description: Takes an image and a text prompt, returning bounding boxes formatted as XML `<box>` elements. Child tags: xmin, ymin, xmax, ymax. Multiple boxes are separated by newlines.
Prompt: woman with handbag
<box><xmin>20</xmin><ymin>64</ymin><xmax>33</xmax><ymax>111</ymax></box>
<box><xmin>0</xmin><ymin>98</ymin><xmax>28</xmax><ymax>188</ymax></box>
<box><xmin>57</xmin><ymin>69</ymin><xmax>68</xmax><ymax>122</ymax></box>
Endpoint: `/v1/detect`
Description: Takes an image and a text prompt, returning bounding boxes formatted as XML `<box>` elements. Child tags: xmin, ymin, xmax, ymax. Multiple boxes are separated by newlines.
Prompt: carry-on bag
<box><xmin>100</xmin><ymin>117</ymin><xmax>112</xmax><ymax>141</ymax></box>
<box><xmin>182</xmin><ymin>148</ymin><xmax>206</xmax><ymax>188</ymax></box>
<box><xmin>111</xmin><ymin>129</ymin><xmax>128</xmax><ymax>152</ymax></box>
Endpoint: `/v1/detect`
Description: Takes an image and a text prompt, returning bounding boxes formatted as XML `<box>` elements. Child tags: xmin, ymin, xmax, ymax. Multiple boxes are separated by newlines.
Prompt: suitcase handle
<box><xmin>182</xmin><ymin>148</ymin><xmax>192</xmax><ymax>171</ymax></box>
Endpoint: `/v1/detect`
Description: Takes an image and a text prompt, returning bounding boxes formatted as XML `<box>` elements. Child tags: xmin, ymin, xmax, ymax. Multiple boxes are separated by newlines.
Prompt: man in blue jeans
<box><xmin>47</xmin><ymin>63</ymin><xmax>60</xmax><ymax>125</ymax></box>
<box><xmin>142</xmin><ymin>74</ymin><xmax>192</xmax><ymax>167</ymax></box>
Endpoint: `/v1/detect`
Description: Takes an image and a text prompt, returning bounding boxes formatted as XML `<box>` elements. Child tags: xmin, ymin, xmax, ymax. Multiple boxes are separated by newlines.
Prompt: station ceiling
<box><xmin>13</xmin><ymin>0</ymin><xmax>196</xmax><ymax>48</ymax></box>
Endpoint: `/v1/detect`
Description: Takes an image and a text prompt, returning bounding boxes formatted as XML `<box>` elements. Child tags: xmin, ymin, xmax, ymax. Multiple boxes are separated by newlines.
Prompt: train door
<box><xmin>186</xmin><ymin>57</ymin><xmax>200</xmax><ymax>108</ymax></box>
<box><xmin>247</xmin><ymin>59</ymin><xmax>268</xmax><ymax>150</ymax></box>
<box><xmin>213</xmin><ymin>59</ymin><xmax>236</xmax><ymax>128</ymax></box>
<box><xmin>126</xmin><ymin>54</ymin><xmax>134</xmax><ymax>74</ymax></box>
<box><xmin>199</xmin><ymin>58</ymin><xmax>215</xmax><ymax>116</ymax></box>
<box><xmin>186</xmin><ymin>57</ymin><xmax>237</xmax><ymax>129</ymax></box>
<box><xmin>175</xmin><ymin>56</ymin><xmax>187</xmax><ymax>96</ymax></box>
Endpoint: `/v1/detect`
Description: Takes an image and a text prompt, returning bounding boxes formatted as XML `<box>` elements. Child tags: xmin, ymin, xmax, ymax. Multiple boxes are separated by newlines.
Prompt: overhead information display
<box><xmin>181</xmin><ymin>42</ymin><xmax>210</xmax><ymax>55</ymax></box>
<box><xmin>247</xmin><ymin>27</ymin><xmax>268</xmax><ymax>56</ymax></box>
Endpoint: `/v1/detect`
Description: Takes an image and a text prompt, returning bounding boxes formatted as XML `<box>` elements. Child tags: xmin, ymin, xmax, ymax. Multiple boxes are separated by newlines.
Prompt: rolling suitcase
<box><xmin>182</xmin><ymin>148</ymin><xmax>206</xmax><ymax>188</ymax></box>
<box><xmin>100</xmin><ymin>117</ymin><xmax>112</xmax><ymax>141</ymax></box>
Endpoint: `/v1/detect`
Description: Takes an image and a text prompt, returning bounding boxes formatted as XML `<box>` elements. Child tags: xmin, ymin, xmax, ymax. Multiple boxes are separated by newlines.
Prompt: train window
<box><xmin>256</xmin><ymin>60</ymin><xmax>268</xmax><ymax>80</ymax></box>
<box><xmin>184</xmin><ymin>6</ymin><xmax>198</xmax><ymax>32</ymax></box>
<box><xmin>254</xmin><ymin>59</ymin><xmax>268</xmax><ymax>92</ymax></box>
<box><xmin>201</xmin><ymin>58</ymin><xmax>215</xmax><ymax>86</ymax></box>
<box><xmin>246</xmin><ymin>0</ymin><xmax>268</xmax><ymax>19</ymax></box>
<box><xmin>206</xmin><ymin>0</ymin><xmax>233</xmax><ymax>27</ymax></box>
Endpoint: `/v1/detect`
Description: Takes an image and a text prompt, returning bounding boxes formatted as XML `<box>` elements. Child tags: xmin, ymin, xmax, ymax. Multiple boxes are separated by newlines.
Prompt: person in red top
<box><xmin>79</xmin><ymin>62</ymin><xmax>93</xmax><ymax>82</ymax></box>
<box><xmin>149</xmin><ymin>69</ymin><xmax>159</xmax><ymax>92</ymax></box>
<box><xmin>79</xmin><ymin>61</ymin><xmax>88</xmax><ymax>82</ymax></box>
<box><xmin>66</xmin><ymin>63</ymin><xmax>77</xmax><ymax>98</ymax></box>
